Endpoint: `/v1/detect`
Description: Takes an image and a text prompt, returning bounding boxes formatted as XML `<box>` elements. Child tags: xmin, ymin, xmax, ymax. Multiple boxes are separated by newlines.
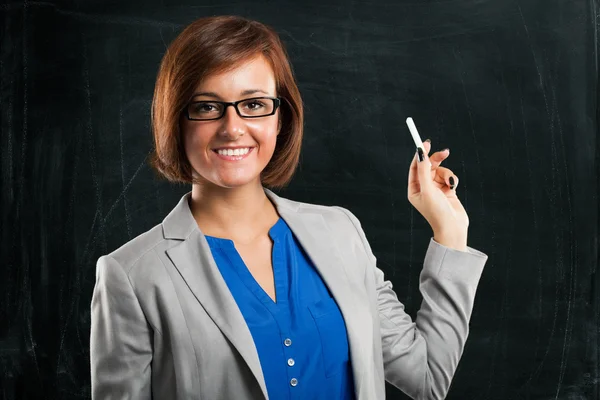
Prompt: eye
<box><xmin>192</xmin><ymin>102</ymin><xmax>221</xmax><ymax>113</ymax></box>
<box><xmin>244</xmin><ymin>100</ymin><xmax>266</xmax><ymax>110</ymax></box>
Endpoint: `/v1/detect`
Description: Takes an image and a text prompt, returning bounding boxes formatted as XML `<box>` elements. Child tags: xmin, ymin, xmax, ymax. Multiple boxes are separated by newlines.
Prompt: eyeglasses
<box><xmin>184</xmin><ymin>96</ymin><xmax>281</xmax><ymax>121</ymax></box>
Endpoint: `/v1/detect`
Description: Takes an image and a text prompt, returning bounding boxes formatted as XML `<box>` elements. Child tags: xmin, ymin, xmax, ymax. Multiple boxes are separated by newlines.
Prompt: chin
<box><xmin>192</xmin><ymin>163</ymin><xmax>264</xmax><ymax>189</ymax></box>
<box><xmin>211</xmin><ymin>174</ymin><xmax>261</xmax><ymax>189</ymax></box>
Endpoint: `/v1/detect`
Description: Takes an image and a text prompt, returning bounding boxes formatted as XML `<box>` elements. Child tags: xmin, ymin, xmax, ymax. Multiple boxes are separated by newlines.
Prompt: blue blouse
<box><xmin>204</xmin><ymin>217</ymin><xmax>355</xmax><ymax>400</ymax></box>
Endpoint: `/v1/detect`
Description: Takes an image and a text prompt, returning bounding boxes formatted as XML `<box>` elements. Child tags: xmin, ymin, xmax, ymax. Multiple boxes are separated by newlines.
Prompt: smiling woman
<box><xmin>180</xmin><ymin>56</ymin><xmax>282</xmax><ymax>189</ymax></box>
<box><xmin>149</xmin><ymin>16</ymin><xmax>303</xmax><ymax>189</ymax></box>
<box><xmin>90</xmin><ymin>15</ymin><xmax>488</xmax><ymax>400</ymax></box>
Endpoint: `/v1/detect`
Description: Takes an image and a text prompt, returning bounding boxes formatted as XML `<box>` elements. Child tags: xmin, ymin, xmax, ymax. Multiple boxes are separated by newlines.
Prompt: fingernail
<box><xmin>442</xmin><ymin>148</ymin><xmax>449</xmax><ymax>153</ymax></box>
<box><xmin>425</xmin><ymin>139</ymin><xmax>431</xmax><ymax>143</ymax></box>
<box><xmin>417</xmin><ymin>147</ymin><xmax>424</xmax><ymax>162</ymax></box>
<box><xmin>449</xmin><ymin>176</ymin><xmax>455</xmax><ymax>189</ymax></box>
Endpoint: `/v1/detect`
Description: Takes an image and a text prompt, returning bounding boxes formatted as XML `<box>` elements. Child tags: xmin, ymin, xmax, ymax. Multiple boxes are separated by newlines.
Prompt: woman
<box><xmin>90</xmin><ymin>15</ymin><xmax>488</xmax><ymax>400</ymax></box>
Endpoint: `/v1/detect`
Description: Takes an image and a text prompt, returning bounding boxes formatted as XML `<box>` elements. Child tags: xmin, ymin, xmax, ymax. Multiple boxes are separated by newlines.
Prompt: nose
<box><xmin>218</xmin><ymin>105</ymin><xmax>246</xmax><ymax>139</ymax></box>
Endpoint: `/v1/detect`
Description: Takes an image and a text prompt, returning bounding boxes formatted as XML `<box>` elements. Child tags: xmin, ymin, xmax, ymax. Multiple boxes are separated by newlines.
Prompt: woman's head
<box><xmin>150</xmin><ymin>16</ymin><xmax>303</xmax><ymax>190</ymax></box>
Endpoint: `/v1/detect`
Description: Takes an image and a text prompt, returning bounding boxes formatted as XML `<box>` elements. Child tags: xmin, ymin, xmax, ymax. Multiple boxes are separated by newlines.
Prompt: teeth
<box><xmin>217</xmin><ymin>147</ymin><xmax>250</xmax><ymax>156</ymax></box>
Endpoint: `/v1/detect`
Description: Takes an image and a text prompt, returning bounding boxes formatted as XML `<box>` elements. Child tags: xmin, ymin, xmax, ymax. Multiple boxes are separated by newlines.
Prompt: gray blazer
<box><xmin>90</xmin><ymin>189</ymin><xmax>488</xmax><ymax>400</ymax></box>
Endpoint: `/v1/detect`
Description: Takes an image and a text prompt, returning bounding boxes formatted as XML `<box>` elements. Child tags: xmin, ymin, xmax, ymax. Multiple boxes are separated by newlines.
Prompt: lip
<box><xmin>212</xmin><ymin>147</ymin><xmax>254</xmax><ymax>161</ymax></box>
<box><xmin>212</xmin><ymin>146</ymin><xmax>255</xmax><ymax>150</ymax></box>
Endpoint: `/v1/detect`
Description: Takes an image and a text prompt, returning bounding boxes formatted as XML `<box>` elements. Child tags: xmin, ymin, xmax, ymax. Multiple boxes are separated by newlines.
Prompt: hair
<box><xmin>149</xmin><ymin>15</ymin><xmax>303</xmax><ymax>189</ymax></box>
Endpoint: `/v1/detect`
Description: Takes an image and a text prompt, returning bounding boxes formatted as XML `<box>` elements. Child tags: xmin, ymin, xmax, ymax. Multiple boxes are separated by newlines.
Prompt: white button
<box><xmin>284</xmin><ymin>338</ymin><xmax>292</xmax><ymax>346</ymax></box>
<box><xmin>290</xmin><ymin>378</ymin><xmax>298</xmax><ymax>387</ymax></box>
<box><xmin>287</xmin><ymin>358</ymin><xmax>295</xmax><ymax>366</ymax></box>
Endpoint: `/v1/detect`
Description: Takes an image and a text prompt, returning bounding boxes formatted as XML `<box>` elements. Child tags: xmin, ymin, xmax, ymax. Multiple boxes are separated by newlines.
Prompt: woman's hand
<box><xmin>407</xmin><ymin>140</ymin><xmax>469</xmax><ymax>250</ymax></box>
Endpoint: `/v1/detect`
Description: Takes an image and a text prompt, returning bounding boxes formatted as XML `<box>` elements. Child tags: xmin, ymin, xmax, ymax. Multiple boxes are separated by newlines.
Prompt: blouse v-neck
<box><xmin>204</xmin><ymin>217</ymin><xmax>287</xmax><ymax>308</ymax></box>
<box><xmin>203</xmin><ymin>216</ymin><xmax>355</xmax><ymax>399</ymax></box>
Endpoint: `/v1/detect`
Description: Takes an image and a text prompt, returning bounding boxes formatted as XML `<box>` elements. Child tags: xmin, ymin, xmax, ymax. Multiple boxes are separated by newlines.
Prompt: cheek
<box><xmin>182</xmin><ymin>125</ymin><xmax>211</xmax><ymax>154</ymax></box>
<box><xmin>181</xmin><ymin>122</ymin><xmax>195</xmax><ymax>151</ymax></box>
<box><xmin>247</xmin><ymin>120</ymin><xmax>280</xmax><ymax>147</ymax></box>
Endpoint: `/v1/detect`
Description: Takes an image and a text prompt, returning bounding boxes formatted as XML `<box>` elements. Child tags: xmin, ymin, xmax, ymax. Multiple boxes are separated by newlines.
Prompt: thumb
<box><xmin>416</xmin><ymin>146</ymin><xmax>433</xmax><ymax>190</ymax></box>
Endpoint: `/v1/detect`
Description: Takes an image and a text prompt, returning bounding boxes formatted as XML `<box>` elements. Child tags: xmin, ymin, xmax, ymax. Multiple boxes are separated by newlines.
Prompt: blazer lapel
<box><xmin>162</xmin><ymin>194</ymin><xmax>269</xmax><ymax>400</ymax></box>
<box><xmin>162</xmin><ymin>190</ymin><xmax>372</xmax><ymax>400</ymax></box>
<box><xmin>265</xmin><ymin>189</ymin><xmax>371</xmax><ymax>399</ymax></box>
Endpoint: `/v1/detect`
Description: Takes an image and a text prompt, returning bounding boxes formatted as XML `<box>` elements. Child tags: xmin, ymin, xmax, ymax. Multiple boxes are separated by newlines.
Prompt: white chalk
<box><xmin>406</xmin><ymin>117</ymin><xmax>424</xmax><ymax>150</ymax></box>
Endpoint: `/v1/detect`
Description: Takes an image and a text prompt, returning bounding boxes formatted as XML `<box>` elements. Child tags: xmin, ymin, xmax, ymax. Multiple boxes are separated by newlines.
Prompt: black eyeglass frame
<box><xmin>184</xmin><ymin>96</ymin><xmax>282</xmax><ymax>121</ymax></box>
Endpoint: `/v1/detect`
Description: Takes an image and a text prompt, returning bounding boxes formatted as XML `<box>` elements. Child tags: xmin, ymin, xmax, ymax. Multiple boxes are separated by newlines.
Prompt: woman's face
<box><xmin>181</xmin><ymin>55</ymin><xmax>280</xmax><ymax>189</ymax></box>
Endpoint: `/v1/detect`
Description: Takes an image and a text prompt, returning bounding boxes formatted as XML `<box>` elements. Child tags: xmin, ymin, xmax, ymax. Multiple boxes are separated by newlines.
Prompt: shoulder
<box><xmin>99</xmin><ymin>192</ymin><xmax>194</xmax><ymax>274</ymax></box>
<box><xmin>277</xmin><ymin>194</ymin><xmax>360</xmax><ymax>226</ymax></box>
<box><xmin>102</xmin><ymin>223</ymin><xmax>167</xmax><ymax>274</ymax></box>
<box><xmin>275</xmin><ymin>193</ymin><xmax>370</xmax><ymax>252</ymax></box>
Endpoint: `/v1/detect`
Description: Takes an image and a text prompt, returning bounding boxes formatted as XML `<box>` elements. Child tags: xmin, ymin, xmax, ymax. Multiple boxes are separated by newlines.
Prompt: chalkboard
<box><xmin>0</xmin><ymin>0</ymin><xmax>598</xmax><ymax>399</ymax></box>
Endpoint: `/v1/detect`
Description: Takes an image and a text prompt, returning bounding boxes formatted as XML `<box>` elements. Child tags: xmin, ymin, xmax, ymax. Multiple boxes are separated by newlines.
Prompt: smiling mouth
<box><xmin>212</xmin><ymin>147</ymin><xmax>254</xmax><ymax>161</ymax></box>
<box><xmin>213</xmin><ymin>147</ymin><xmax>252</xmax><ymax>156</ymax></box>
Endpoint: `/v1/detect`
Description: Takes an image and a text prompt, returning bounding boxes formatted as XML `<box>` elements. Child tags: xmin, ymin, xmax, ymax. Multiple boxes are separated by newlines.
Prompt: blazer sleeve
<box><xmin>90</xmin><ymin>255</ymin><xmax>153</xmax><ymax>399</ymax></box>
<box><xmin>336</xmin><ymin>207</ymin><xmax>488</xmax><ymax>400</ymax></box>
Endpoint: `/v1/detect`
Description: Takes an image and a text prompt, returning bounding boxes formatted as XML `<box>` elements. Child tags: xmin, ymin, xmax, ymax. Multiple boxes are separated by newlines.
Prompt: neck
<box><xmin>189</xmin><ymin>180</ymin><xmax>277</xmax><ymax>242</ymax></box>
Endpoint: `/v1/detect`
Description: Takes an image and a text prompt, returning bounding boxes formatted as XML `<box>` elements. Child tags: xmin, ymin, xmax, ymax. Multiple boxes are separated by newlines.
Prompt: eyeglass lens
<box><xmin>188</xmin><ymin>98</ymin><xmax>276</xmax><ymax>120</ymax></box>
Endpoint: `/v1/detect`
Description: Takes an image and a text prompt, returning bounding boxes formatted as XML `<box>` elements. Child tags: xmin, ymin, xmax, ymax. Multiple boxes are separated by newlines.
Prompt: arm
<box><xmin>90</xmin><ymin>255</ymin><xmax>153</xmax><ymax>399</ymax></box>
<box><xmin>337</xmin><ymin>207</ymin><xmax>488</xmax><ymax>400</ymax></box>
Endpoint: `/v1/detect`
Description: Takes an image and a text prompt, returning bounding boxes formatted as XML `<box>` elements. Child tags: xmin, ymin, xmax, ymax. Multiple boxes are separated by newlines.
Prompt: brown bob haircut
<box><xmin>150</xmin><ymin>15</ymin><xmax>304</xmax><ymax>189</ymax></box>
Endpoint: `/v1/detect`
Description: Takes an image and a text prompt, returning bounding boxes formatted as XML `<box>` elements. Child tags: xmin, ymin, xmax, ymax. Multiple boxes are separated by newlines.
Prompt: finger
<box><xmin>433</xmin><ymin>166</ymin><xmax>459</xmax><ymax>190</ymax></box>
<box><xmin>408</xmin><ymin>141</ymin><xmax>425</xmax><ymax>173</ymax></box>
<box><xmin>429</xmin><ymin>148</ymin><xmax>450</xmax><ymax>170</ymax></box>
<box><xmin>408</xmin><ymin>141</ymin><xmax>427</xmax><ymax>192</ymax></box>
<box><xmin>415</xmin><ymin>141</ymin><xmax>433</xmax><ymax>191</ymax></box>
<box><xmin>407</xmin><ymin>149</ymin><xmax>419</xmax><ymax>196</ymax></box>
<box><xmin>408</xmin><ymin>141</ymin><xmax>433</xmax><ymax>196</ymax></box>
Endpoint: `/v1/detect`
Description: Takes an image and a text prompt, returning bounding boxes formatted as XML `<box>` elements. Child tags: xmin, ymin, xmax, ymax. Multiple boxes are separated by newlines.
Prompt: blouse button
<box><xmin>284</xmin><ymin>338</ymin><xmax>292</xmax><ymax>346</ymax></box>
<box><xmin>287</xmin><ymin>358</ymin><xmax>295</xmax><ymax>367</ymax></box>
<box><xmin>290</xmin><ymin>378</ymin><xmax>298</xmax><ymax>387</ymax></box>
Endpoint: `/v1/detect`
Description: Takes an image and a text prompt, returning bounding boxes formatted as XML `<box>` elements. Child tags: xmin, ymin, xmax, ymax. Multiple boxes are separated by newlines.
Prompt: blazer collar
<box><xmin>161</xmin><ymin>188</ymin><xmax>370</xmax><ymax>400</ymax></box>
<box><xmin>161</xmin><ymin>188</ymin><xmax>299</xmax><ymax>240</ymax></box>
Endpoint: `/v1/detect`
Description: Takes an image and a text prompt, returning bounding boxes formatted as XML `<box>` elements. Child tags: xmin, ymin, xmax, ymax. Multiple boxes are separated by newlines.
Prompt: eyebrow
<box><xmin>191</xmin><ymin>89</ymin><xmax>270</xmax><ymax>99</ymax></box>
